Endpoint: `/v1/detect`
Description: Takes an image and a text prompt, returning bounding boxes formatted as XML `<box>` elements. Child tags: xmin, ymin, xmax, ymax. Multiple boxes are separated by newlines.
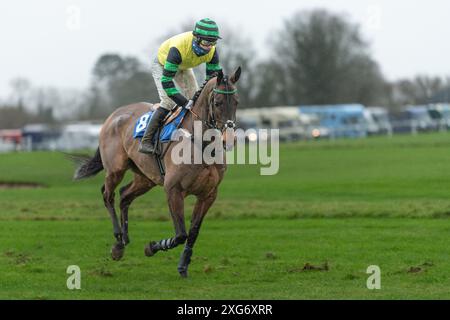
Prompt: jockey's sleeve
<box><xmin>161</xmin><ymin>47</ymin><xmax>189</xmax><ymax>106</ymax></box>
<box><xmin>206</xmin><ymin>49</ymin><xmax>222</xmax><ymax>80</ymax></box>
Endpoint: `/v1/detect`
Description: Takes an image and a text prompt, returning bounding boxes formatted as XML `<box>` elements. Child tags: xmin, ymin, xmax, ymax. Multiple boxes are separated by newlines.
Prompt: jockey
<box><xmin>139</xmin><ymin>18</ymin><xmax>223</xmax><ymax>154</ymax></box>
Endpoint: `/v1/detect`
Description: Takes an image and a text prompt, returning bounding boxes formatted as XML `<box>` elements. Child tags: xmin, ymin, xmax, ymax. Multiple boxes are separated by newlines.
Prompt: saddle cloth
<box><xmin>133</xmin><ymin>106</ymin><xmax>188</xmax><ymax>142</ymax></box>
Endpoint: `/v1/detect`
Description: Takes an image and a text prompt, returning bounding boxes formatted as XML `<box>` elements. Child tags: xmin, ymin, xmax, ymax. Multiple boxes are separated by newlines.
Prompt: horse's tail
<box><xmin>68</xmin><ymin>147</ymin><xmax>104</xmax><ymax>180</ymax></box>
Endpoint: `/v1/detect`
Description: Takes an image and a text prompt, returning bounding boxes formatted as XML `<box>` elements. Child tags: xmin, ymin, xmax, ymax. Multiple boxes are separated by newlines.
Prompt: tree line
<box><xmin>1</xmin><ymin>9</ymin><xmax>450</xmax><ymax>128</ymax></box>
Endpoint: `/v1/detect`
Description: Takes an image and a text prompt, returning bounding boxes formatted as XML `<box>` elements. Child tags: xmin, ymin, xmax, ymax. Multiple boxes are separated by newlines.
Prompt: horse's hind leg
<box><xmin>178</xmin><ymin>190</ymin><xmax>217</xmax><ymax>278</ymax></box>
<box><xmin>101</xmin><ymin>170</ymin><xmax>126</xmax><ymax>260</ymax></box>
<box><xmin>119</xmin><ymin>173</ymin><xmax>156</xmax><ymax>246</ymax></box>
<box><xmin>144</xmin><ymin>187</ymin><xmax>187</xmax><ymax>257</ymax></box>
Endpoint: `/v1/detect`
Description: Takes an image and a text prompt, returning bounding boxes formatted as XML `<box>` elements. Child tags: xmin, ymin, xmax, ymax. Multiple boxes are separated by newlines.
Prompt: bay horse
<box><xmin>73</xmin><ymin>68</ymin><xmax>241</xmax><ymax>277</ymax></box>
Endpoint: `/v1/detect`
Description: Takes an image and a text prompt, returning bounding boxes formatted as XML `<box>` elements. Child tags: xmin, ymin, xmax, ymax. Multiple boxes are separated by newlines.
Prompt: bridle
<box><xmin>189</xmin><ymin>77</ymin><xmax>237</xmax><ymax>132</ymax></box>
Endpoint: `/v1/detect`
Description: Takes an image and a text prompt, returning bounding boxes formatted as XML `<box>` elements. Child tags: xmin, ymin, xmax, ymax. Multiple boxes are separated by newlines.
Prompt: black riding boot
<box><xmin>138</xmin><ymin>107</ymin><xmax>170</xmax><ymax>154</ymax></box>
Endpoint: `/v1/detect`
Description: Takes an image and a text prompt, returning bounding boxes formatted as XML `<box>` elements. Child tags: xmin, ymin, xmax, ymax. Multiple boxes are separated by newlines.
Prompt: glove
<box><xmin>184</xmin><ymin>99</ymin><xmax>194</xmax><ymax>110</ymax></box>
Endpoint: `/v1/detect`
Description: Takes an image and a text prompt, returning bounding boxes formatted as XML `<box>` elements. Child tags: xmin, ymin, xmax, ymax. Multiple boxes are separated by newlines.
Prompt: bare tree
<box><xmin>9</xmin><ymin>78</ymin><xmax>31</xmax><ymax>109</ymax></box>
<box><xmin>86</xmin><ymin>53</ymin><xmax>159</xmax><ymax>119</ymax></box>
<box><xmin>218</xmin><ymin>24</ymin><xmax>258</xmax><ymax>107</ymax></box>
<box><xmin>391</xmin><ymin>75</ymin><xmax>450</xmax><ymax>106</ymax></box>
<box><xmin>257</xmin><ymin>9</ymin><xmax>388</xmax><ymax>106</ymax></box>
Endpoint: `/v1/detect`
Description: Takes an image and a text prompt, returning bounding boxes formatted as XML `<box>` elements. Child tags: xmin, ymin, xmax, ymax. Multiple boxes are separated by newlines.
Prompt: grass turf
<box><xmin>0</xmin><ymin>132</ymin><xmax>449</xmax><ymax>299</ymax></box>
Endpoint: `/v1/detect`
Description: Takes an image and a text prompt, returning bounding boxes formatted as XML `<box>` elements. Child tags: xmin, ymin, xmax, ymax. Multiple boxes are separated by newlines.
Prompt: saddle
<box><xmin>133</xmin><ymin>105</ymin><xmax>188</xmax><ymax>143</ymax></box>
<box><xmin>133</xmin><ymin>105</ymin><xmax>189</xmax><ymax>178</ymax></box>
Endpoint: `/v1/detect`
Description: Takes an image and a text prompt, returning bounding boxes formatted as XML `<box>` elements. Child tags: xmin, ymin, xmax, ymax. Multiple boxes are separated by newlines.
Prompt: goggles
<box><xmin>198</xmin><ymin>39</ymin><xmax>217</xmax><ymax>47</ymax></box>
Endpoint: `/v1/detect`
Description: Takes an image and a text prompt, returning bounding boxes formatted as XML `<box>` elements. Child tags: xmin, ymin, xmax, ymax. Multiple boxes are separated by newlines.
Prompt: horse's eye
<box><xmin>214</xmin><ymin>101</ymin><xmax>222</xmax><ymax>107</ymax></box>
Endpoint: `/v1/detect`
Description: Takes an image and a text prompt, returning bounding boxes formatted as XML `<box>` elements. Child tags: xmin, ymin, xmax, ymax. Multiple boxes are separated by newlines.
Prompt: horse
<box><xmin>73</xmin><ymin>67</ymin><xmax>241</xmax><ymax>277</ymax></box>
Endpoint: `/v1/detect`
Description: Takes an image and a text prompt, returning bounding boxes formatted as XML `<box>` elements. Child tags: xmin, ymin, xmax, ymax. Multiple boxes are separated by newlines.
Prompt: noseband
<box><xmin>189</xmin><ymin>77</ymin><xmax>237</xmax><ymax>131</ymax></box>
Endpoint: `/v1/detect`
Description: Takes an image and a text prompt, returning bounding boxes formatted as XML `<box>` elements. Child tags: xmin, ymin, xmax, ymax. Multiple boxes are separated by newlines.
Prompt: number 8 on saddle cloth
<box><xmin>133</xmin><ymin>107</ymin><xmax>188</xmax><ymax>143</ymax></box>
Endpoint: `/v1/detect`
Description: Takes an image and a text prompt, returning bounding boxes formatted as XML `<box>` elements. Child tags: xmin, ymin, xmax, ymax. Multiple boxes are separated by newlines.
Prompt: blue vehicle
<box><xmin>298</xmin><ymin>104</ymin><xmax>367</xmax><ymax>138</ymax></box>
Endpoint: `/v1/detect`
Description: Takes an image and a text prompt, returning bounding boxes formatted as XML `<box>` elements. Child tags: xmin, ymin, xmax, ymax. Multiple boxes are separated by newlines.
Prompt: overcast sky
<box><xmin>0</xmin><ymin>0</ymin><xmax>449</xmax><ymax>98</ymax></box>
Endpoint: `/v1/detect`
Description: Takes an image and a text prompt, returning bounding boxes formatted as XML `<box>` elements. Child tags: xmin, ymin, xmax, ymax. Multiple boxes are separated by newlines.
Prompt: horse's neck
<box><xmin>184</xmin><ymin>86</ymin><xmax>213</xmax><ymax>133</ymax></box>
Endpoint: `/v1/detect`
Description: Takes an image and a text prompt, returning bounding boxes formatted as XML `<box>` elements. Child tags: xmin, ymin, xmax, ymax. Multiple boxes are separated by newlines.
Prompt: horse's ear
<box><xmin>230</xmin><ymin>66</ymin><xmax>241</xmax><ymax>84</ymax></box>
<box><xmin>216</xmin><ymin>70</ymin><xmax>224</xmax><ymax>85</ymax></box>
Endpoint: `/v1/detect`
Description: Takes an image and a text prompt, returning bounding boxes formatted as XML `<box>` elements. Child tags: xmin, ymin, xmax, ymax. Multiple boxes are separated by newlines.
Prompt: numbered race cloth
<box><xmin>133</xmin><ymin>107</ymin><xmax>188</xmax><ymax>142</ymax></box>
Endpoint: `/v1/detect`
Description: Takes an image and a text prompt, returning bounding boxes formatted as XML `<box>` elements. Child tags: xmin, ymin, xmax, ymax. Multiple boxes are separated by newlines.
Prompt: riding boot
<box><xmin>138</xmin><ymin>107</ymin><xmax>170</xmax><ymax>154</ymax></box>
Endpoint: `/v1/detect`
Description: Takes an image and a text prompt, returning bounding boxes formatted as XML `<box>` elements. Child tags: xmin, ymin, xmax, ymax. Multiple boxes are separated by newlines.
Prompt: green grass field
<box><xmin>0</xmin><ymin>132</ymin><xmax>449</xmax><ymax>299</ymax></box>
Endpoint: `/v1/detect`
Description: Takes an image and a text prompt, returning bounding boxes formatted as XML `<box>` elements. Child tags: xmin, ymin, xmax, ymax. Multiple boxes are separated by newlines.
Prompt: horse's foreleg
<box><xmin>145</xmin><ymin>188</ymin><xmax>187</xmax><ymax>257</ymax></box>
<box><xmin>119</xmin><ymin>174</ymin><xmax>155</xmax><ymax>246</ymax></box>
<box><xmin>178</xmin><ymin>190</ymin><xmax>217</xmax><ymax>278</ymax></box>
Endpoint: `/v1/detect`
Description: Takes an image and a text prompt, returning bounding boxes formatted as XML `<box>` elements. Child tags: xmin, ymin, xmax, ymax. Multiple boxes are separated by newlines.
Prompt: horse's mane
<box><xmin>192</xmin><ymin>73</ymin><xmax>219</xmax><ymax>103</ymax></box>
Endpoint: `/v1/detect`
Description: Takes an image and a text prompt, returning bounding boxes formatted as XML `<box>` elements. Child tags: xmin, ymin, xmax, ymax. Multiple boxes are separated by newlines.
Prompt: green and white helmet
<box><xmin>193</xmin><ymin>18</ymin><xmax>221</xmax><ymax>41</ymax></box>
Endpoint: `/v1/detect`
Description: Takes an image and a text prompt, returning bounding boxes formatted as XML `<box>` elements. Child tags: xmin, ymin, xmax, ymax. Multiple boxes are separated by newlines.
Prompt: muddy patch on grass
<box><xmin>407</xmin><ymin>261</ymin><xmax>434</xmax><ymax>274</ymax></box>
<box><xmin>0</xmin><ymin>181</ymin><xmax>46</xmax><ymax>189</ymax></box>
<box><xmin>3</xmin><ymin>250</ymin><xmax>33</xmax><ymax>265</ymax></box>
<box><xmin>288</xmin><ymin>261</ymin><xmax>329</xmax><ymax>273</ymax></box>
<box><xmin>265</xmin><ymin>252</ymin><xmax>277</xmax><ymax>260</ymax></box>
<box><xmin>407</xmin><ymin>267</ymin><xmax>424</xmax><ymax>274</ymax></box>
<box><xmin>203</xmin><ymin>264</ymin><xmax>214</xmax><ymax>274</ymax></box>
<box><xmin>89</xmin><ymin>266</ymin><xmax>113</xmax><ymax>277</ymax></box>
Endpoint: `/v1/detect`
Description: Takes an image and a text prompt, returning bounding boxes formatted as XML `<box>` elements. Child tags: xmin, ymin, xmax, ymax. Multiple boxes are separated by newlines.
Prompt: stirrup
<box><xmin>139</xmin><ymin>140</ymin><xmax>157</xmax><ymax>155</ymax></box>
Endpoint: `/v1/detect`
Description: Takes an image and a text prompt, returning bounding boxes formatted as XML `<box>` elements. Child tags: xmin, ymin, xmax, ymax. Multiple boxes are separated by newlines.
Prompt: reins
<box><xmin>188</xmin><ymin>78</ymin><xmax>237</xmax><ymax>131</ymax></box>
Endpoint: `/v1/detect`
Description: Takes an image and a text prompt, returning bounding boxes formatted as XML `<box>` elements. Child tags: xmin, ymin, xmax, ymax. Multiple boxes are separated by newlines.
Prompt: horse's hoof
<box><xmin>179</xmin><ymin>270</ymin><xmax>188</xmax><ymax>278</ymax></box>
<box><xmin>111</xmin><ymin>243</ymin><xmax>125</xmax><ymax>261</ymax></box>
<box><xmin>178</xmin><ymin>266</ymin><xmax>188</xmax><ymax>278</ymax></box>
<box><xmin>144</xmin><ymin>242</ymin><xmax>157</xmax><ymax>257</ymax></box>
